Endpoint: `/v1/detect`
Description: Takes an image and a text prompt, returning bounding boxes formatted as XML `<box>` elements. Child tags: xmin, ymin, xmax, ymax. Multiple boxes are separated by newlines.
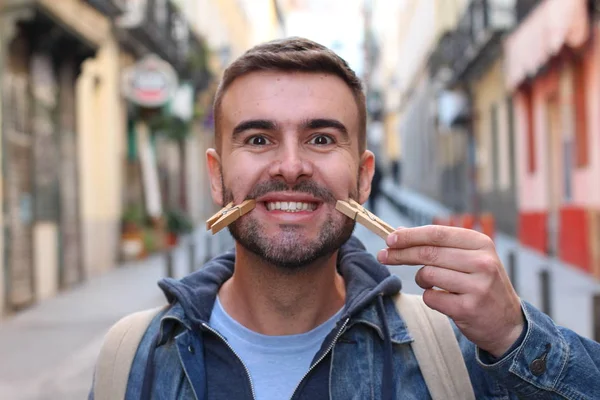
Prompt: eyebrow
<box><xmin>231</xmin><ymin>118</ymin><xmax>350</xmax><ymax>140</ymax></box>
<box><xmin>232</xmin><ymin>119</ymin><xmax>278</xmax><ymax>137</ymax></box>
<box><xmin>301</xmin><ymin>118</ymin><xmax>349</xmax><ymax>140</ymax></box>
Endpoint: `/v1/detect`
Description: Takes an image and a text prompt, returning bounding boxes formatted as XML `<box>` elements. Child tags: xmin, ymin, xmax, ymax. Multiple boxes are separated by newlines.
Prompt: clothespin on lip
<box><xmin>335</xmin><ymin>199</ymin><xmax>395</xmax><ymax>240</ymax></box>
<box><xmin>206</xmin><ymin>199</ymin><xmax>256</xmax><ymax>234</ymax></box>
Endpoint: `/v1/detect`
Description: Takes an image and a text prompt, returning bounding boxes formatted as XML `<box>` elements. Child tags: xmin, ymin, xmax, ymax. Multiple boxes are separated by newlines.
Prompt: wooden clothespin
<box><xmin>336</xmin><ymin>199</ymin><xmax>395</xmax><ymax>240</ymax></box>
<box><xmin>206</xmin><ymin>200</ymin><xmax>256</xmax><ymax>234</ymax></box>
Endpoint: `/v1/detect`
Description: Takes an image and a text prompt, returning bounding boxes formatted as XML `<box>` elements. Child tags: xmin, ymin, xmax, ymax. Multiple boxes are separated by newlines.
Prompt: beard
<box><xmin>223</xmin><ymin>178</ymin><xmax>357</xmax><ymax>271</ymax></box>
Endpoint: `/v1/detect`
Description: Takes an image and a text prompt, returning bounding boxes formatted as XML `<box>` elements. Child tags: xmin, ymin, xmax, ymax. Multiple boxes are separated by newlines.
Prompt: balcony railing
<box><xmin>516</xmin><ymin>0</ymin><xmax>543</xmax><ymax>22</ymax></box>
<box><xmin>116</xmin><ymin>0</ymin><xmax>190</xmax><ymax>74</ymax></box>
<box><xmin>431</xmin><ymin>0</ymin><xmax>516</xmax><ymax>83</ymax></box>
<box><xmin>85</xmin><ymin>0</ymin><xmax>125</xmax><ymax>17</ymax></box>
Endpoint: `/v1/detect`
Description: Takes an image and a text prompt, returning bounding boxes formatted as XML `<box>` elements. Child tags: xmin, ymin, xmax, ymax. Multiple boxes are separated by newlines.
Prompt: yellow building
<box><xmin>0</xmin><ymin>0</ymin><xmax>125</xmax><ymax>315</ymax></box>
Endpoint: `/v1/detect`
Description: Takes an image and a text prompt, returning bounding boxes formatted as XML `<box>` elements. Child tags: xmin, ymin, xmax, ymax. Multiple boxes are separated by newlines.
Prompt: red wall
<box><xmin>559</xmin><ymin>206</ymin><xmax>591</xmax><ymax>273</ymax></box>
<box><xmin>518</xmin><ymin>211</ymin><xmax>547</xmax><ymax>253</ymax></box>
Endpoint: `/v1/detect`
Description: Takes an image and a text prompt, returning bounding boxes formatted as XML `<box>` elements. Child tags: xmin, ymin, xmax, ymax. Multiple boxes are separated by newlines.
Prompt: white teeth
<box><xmin>265</xmin><ymin>201</ymin><xmax>316</xmax><ymax>212</ymax></box>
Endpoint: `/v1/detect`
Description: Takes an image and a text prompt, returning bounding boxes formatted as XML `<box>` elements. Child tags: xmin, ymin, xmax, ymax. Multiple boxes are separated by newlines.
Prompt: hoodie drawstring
<box><xmin>376</xmin><ymin>295</ymin><xmax>395</xmax><ymax>400</ymax></box>
<box><xmin>139</xmin><ymin>331</ymin><xmax>160</xmax><ymax>400</ymax></box>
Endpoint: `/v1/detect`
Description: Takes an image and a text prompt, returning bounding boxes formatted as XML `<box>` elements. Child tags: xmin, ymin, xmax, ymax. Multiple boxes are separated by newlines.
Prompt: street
<box><xmin>1</xmin><ymin>192</ymin><xmax>599</xmax><ymax>399</ymax></box>
<box><xmin>0</xmin><ymin>196</ymin><xmax>411</xmax><ymax>400</ymax></box>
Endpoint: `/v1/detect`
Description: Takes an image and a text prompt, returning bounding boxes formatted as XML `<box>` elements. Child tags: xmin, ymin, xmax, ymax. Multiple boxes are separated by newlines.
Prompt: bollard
<box><xmin>507</xmin><ymin>251</ymin><xmax>518</xmax><ymax>294</ymax></box>
<box><xmin>189</xmin><ymin>236</ymin><xmax>196</xmax><ymax>273</ymax></box>
<box><xmin>540</xmin><ymin>269</ymin><xmax>552</xmax><ymax>317</ymax></box>
<box><xmin>594</xmin><ymin>294</ymin><xmax>600</xmax><ymax>343</ymax></box>
<box><xmin>204</xmin><ymin>232</ymin><xmax>212</xmax><ymax>263</ymax></box>
<box><xmin>166</xmin><ymin>249</ymin><xmax>174</xmax><ymax>278</ymax></box>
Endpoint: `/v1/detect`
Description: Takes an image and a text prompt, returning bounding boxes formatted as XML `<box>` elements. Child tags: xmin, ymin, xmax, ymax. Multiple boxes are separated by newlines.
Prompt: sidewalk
<box><xmin>0</xmin><ymin>228</ymin><xmax>233</xmax><ymax>400</ymax></box>
<box><xmin>0</xmin><ymin>199</ymin><xmax>414</xmax><ymax>400</ymax></box>
<box><xmin>380</xmin><ymin>177</ymin><xmax>600</xmax><ymax>340</ymax></box>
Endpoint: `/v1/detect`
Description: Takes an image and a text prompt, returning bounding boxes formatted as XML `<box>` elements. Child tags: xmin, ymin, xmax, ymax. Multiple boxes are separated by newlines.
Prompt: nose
<box><xmin>268</xmin><ymin>142</ymin><xmax>313</xmax><ymax>184</ymax></box>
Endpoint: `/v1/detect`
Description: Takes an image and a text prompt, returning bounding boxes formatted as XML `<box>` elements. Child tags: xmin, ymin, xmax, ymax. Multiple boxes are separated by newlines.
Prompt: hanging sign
<box><xmin>122</xmin><ymin>54</ymin><xmax>178</xmax><ymax>108</ymax></box>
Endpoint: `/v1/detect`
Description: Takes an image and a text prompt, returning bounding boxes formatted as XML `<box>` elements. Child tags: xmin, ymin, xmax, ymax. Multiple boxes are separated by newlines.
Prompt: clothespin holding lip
<box><xmin>335</xmin><ymin>199</ymin><xmax>395</xmax><ymax>240</ymax></box>
<box><xmin>206</xmin><ymin>200</ymin><xmax>256</xmax><ymax>234</ymax></box>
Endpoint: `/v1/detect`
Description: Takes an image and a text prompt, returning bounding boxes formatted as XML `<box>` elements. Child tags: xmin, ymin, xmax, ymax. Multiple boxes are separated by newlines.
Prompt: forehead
<box><xmin>220</xmin><ymin>71</ymin><xmax>359</xmax><ymax>129</ymax></box>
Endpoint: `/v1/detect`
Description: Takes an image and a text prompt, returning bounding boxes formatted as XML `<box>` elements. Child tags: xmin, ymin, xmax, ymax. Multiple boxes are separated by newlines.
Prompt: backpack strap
<box><xmin>394</xmin><ymin>293</ymin><xmax>475</xmax><ymax>400</ymax></box>
<box><xmin>93</xmin><ymin>306</ymin><xmax>166</xmax><ymax>400</ymax></box>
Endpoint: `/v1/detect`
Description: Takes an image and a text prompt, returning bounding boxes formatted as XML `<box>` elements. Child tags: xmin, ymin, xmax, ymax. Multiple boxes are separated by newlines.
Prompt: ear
<box><xmin>206</xmin><ymin>148</ymin><xmax>224</xmax><ymax>206</ymax></box>
<box><xmin>358</xmin><ymin>150</ymin><xmax>375</xmax><ymax>205</ymax></box>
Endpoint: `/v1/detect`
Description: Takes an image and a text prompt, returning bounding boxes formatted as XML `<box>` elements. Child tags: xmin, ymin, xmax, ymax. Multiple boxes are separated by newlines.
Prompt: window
<box><xmin>524</xmin><ymin>85</ymin><xmax>536</xmax><ymax>174</ymax></box>
<box><xmin>490</xmin><ymin>103</ymin><xmax>500</xmax><ymax>189</ymax></box>
<box><xmin>506</xmin><ymin>96</ymin><xmax>517</xmax><ymax>189</ymax></box>
<box><xmin>573</xmin><ymin>57</ymin><xmax>589</xmax><ymax>167</ymax></box>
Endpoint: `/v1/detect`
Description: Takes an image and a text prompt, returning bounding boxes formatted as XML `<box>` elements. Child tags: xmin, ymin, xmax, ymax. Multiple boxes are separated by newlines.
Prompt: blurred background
<box><xmin>1</xmin><ymin>0</ymin><xmax>600</xmax><ymax>398</ymax></box>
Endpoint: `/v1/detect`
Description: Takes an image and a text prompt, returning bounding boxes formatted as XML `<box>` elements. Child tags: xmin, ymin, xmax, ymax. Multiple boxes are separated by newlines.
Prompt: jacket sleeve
<box><xmin>474</xmin><ymin>300</ymin><xmax>600</xmax><ymax>399</ymax></box>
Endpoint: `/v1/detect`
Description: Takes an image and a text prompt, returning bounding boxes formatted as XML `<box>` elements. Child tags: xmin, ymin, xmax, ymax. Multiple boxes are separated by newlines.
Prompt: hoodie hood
<box><xmin>157</xmin><ymin>235</ymin><xmax>402</xmax><ymax>326</ymax></box>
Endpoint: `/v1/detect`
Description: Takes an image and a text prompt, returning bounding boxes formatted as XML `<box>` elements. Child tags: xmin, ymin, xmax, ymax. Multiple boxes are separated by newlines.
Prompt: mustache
<box><xmin>246</xmin><ymin>180</ymin><xmax>337</xmax><ymax>203</ymax></box>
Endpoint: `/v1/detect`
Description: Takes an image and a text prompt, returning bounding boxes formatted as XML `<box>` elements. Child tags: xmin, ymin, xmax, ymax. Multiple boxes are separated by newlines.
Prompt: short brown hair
<box><xmin>213</xmin><ymin>37</ymin><xmax>366</xmax><ymax>153</ymax></box>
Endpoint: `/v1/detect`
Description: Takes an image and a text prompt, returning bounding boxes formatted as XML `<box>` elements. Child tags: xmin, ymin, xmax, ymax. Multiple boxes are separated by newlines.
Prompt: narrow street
<box><xmin>1</xmin><ymin>191</ymin><xmax>599</xmax><ymax>400</ymax></box>
<box><xmin>0</xmin><ymin>196</ymin><xmax>410</xmax><ymax>400</ymax></box>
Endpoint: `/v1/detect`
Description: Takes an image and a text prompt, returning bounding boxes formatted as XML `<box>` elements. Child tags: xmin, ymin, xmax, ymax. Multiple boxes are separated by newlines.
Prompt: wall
<box><xmin>473</xmin><ymin>58</ymin><xmax>518</xmax><ymax>234</ymax></box>
<box><xmin>77</xmin><ymin>37</ymin><xmax>124</xmax><ymax>277</ymax></box>
<box><xmin>0</xmin><ymin>12</ymin><xmax>7</xmax><ymax>315</ymax></box>
<box><xmin>396</xmin><ymin>0</ymin><xmax>469</xmax><ymax>205</ymax></box>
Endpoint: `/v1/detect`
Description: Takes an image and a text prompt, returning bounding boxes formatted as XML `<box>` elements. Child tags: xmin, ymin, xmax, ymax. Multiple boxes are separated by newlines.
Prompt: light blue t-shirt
<box><xmin>208</xmin><ymin>297</ymin><xmax>343</xmax><ymax>400</ymax></box>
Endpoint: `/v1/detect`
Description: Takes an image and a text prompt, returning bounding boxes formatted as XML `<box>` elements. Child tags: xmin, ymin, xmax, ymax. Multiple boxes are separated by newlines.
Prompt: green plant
<box><xmin>142</xmin><ymin>228</ymin><xmax>158</xmax><ymax>253</ymax></box>
<box><xmin>122</xmin><ymin>204</ymin><xmax>145</xmax><ymax>228</ymax></box>
<box><xmin>148</xmin><ymin>113</ymin><xmax>191</xmax><ymax>142</ymax></box>
<box><xmin>165</xmin><ymin>209</ymin><xmax>194</xmax><ymax>235</ymax></box>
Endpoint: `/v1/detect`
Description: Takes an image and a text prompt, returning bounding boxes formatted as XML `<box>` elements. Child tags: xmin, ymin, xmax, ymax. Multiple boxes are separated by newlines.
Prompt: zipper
<box><xmin>288</xmin><ymin>317</ymin><xmax>351</xmax><ymax>400</ymax></box>
<box><xmin>201</xmin><ymin>322</ymin><xmax>257</xmax><ymax>400</ymax></box>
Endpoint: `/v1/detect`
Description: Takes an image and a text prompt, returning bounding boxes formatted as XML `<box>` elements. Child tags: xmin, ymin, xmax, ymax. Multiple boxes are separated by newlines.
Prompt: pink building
<box><xmin>505</xmin><ymin>0</ymin><xmax>600</xmax><ymax>277</ymax></box>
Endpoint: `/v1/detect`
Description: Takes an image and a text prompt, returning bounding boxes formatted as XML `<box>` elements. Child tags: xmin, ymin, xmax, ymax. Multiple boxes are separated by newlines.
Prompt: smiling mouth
<box><xmin>264</xmin><ymin>201</ymin><xmax>318</xmax><ymax>212</ymax></box>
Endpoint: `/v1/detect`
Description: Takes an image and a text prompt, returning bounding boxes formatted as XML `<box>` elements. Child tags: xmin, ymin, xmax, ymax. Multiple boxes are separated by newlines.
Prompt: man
<box><xmin>92</xmin><ymin>37</ymin><xmax>600</xmax><ymax>399</ymax></box>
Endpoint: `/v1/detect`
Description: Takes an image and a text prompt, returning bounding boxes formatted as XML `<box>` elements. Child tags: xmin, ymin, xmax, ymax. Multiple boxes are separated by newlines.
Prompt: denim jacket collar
<box><xmin>155</xmin><ymin>236</ymin><xmax>408</xmax><ymax>346</ymax></box>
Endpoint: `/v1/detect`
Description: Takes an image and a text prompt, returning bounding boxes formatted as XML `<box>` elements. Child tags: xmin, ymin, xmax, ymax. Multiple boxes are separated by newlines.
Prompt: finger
<box><xmin>380</xmin><ymin>246</ymin><xmax>479</xmax><ymax>273</ymax></box>
<box><xmin>422</xmin><ymin>289</ymin><xmax>463</xmax><ymax>320</ymax></box>
<box><xmin>415</xmin><ymin>266</ymin><xmax>473</xmax><ymax>294</ymax></box>
<box><xmin>386</xmin><ymin>225</ymin><xmax>492</xmax><ymax>251</ymax></box>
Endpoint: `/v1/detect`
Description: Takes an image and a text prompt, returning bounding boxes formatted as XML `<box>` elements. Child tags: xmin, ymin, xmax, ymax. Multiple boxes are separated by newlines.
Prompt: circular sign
<box><xmin>122</xmin><ymin>54</ymin><xmax>178</xmax><ymax>108</ymax></box>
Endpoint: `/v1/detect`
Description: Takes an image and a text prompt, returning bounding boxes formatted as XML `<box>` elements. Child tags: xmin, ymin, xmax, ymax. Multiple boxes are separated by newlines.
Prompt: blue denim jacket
<box><xmin>92</xmin><ymin>236</ymin><xmax>600</xmax><ymax>399</ymax></box>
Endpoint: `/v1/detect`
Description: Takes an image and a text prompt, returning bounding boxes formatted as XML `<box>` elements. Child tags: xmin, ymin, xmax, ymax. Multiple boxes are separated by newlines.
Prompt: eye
<box><xmin>309</xmin><ymin>135</ymin><xmax>334</xmax><ymax>145</ymax></box>
<box><xmin>246</xmin><ymin>135</ymin><xmax>271</xmax><ymax>146</ymax></box>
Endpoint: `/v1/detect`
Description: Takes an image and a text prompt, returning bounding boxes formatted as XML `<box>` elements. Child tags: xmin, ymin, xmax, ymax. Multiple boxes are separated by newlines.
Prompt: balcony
<box><xmin>516</xmin><ymin>0</ymin><xmax>543</xmax><ymax>22</ymax></box>
<box><xmin>430</xmin><ymin>0</ymin><xmax>516</xmax><ymax>85</ymax></box>
<box><xmin>116</xmin><ymin>0</ymin><xmax>190</xmax><ymax>74</ymax></box>
<box><xmin>85</xmin><ymin>0</ymin><xmax>125</xmax><ymax>17</ymax></box>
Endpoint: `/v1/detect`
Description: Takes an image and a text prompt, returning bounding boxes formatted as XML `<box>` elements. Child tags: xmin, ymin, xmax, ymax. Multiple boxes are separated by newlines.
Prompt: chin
<box><xmin>229</xmin><ymin>216</ymin><xmax>355</xmax><ymax>271</ymax></box>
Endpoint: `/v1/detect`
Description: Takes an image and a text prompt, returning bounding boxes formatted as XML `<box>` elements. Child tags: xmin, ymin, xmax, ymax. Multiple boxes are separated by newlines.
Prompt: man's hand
<box><xmin>377</xmin><ymin>225</ymin><xmax>524</xmax><ymax>358</ymax></box>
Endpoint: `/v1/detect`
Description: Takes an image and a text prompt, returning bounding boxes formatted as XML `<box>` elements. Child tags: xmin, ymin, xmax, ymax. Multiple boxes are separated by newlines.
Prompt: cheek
<box><xmin>315</xmin><ymin>157</ymin><xmax>358</xmax><ymax>195</ymax></box>
<box><xmin>222</xmin><ymin>155</ymin><xmax>266</xmax><ymax>195</ymax></box>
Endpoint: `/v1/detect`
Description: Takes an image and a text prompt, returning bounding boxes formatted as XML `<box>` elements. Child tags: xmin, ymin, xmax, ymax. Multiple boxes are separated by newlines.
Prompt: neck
<box><xmin>218</xmin><ymin>243</ymin><xmax>346</xmax><ymax>336</ymax></box>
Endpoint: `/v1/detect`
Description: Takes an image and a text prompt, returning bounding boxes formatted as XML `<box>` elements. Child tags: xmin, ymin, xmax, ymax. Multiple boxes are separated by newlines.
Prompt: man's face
<box><xmin>207</xmin><ymin>71</ymin><xmax>374</xmax><ymax>269</ymax></box>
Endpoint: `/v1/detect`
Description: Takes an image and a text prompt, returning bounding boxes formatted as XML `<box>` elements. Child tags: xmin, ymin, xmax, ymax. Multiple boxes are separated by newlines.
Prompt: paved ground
<box><xmin>1</xmin><ymin>189</ymin><xmax>598</xmax><ymax>399</ymax></box>
<box><xmin>0</xmin><ymin>229</ymin><xmax>229</xmax><ymax>400</ymax></box>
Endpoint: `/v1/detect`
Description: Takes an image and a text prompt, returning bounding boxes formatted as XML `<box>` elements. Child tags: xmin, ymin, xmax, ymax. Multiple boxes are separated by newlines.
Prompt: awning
<box><xmin>504</xmin><ymin>0</ymin><xmax>590</xmax><ymax>91</ymax></box>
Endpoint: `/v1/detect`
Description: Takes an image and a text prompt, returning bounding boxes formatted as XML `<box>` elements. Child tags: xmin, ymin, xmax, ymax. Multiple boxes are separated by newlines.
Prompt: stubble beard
<box><xmin>222</xmin><ymin>179</ymin><xmax>357</xmax><ymax>271</ymax></box>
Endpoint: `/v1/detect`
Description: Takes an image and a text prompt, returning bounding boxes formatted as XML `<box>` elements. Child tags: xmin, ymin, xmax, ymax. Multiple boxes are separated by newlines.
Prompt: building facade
<box><xmin>0</xmin><ymin>0</ymin><xmax>124</xmax><ymax>314</ymax></box>
<box><xmin>505</xmin><ymin>0</ymin><xmax>600</xmax><ymax>277</ymax></box>
<box><xmin>395</xmin><ymin>0</ymin><xmax>469</xmax><ymax>206</ymax></box>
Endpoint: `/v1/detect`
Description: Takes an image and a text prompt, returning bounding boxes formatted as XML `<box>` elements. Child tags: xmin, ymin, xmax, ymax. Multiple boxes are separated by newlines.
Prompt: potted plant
<box><xmin>165</xmin><ymin>208</ymin><xmax>194</xmax><ymax>247</ymax></box>
<box><xmin>120</xmin><ymin>204</ymin><xmax>146</xmax><ymax>260</ymax></box>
